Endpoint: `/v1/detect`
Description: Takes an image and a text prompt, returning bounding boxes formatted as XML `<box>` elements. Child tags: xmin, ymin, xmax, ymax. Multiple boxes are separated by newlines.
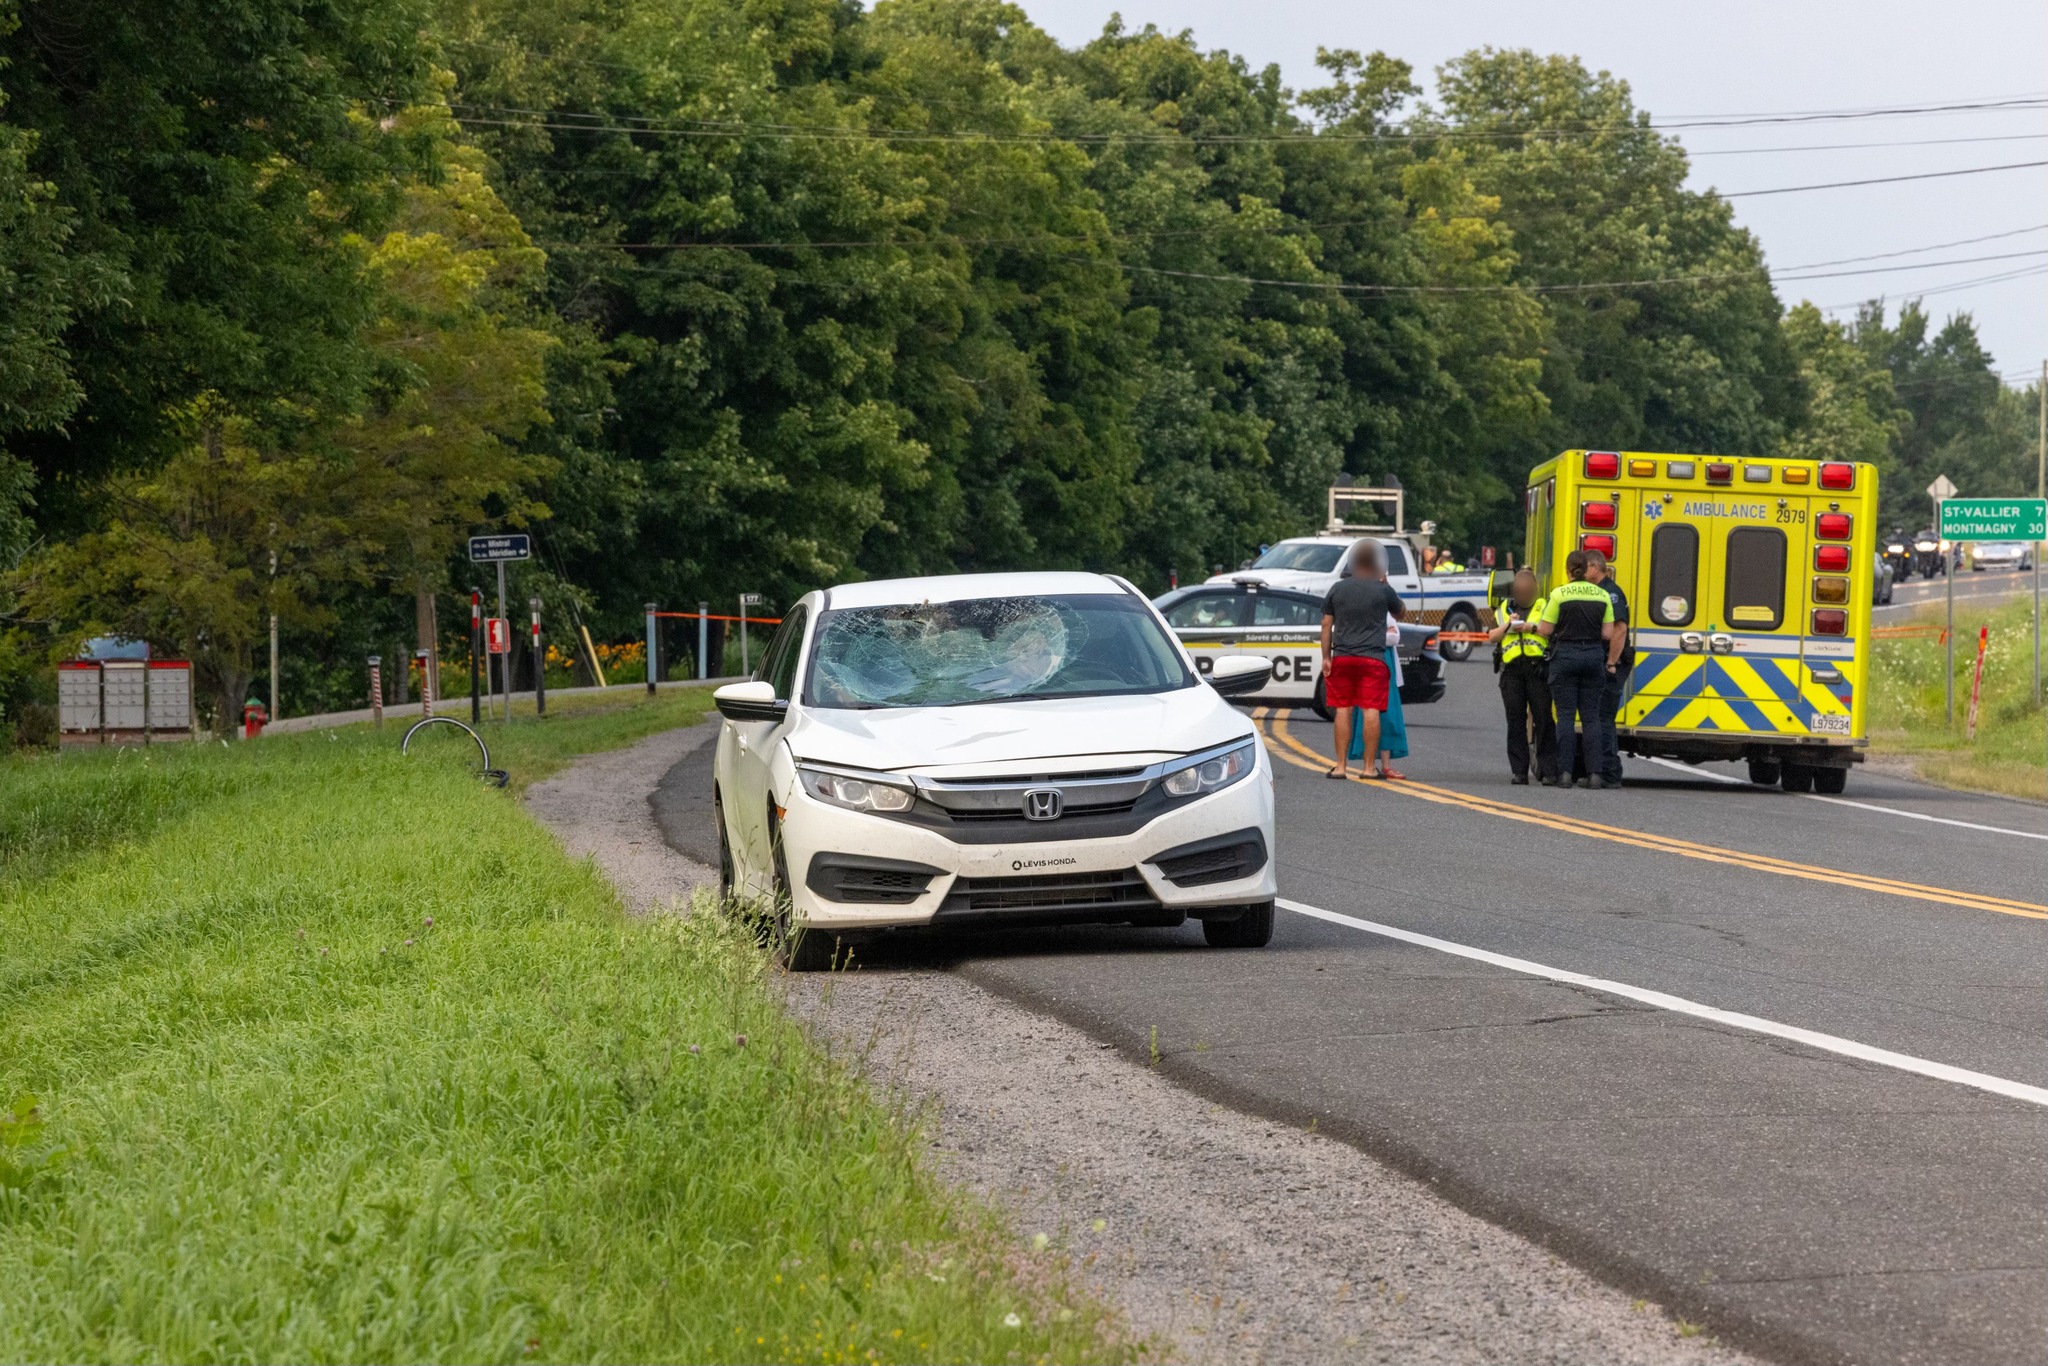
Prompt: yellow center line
<box><xmin>1258</xmin><ymin>711</ymin><xmax>2048</xmax><ymax>922</ymax></box>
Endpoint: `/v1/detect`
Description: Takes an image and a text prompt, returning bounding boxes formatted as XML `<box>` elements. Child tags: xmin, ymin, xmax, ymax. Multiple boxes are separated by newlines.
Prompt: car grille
<box><xmin>937</xmin><ymin>867</ymin><xmax>1157</xmax><ymax>918</ymax></box>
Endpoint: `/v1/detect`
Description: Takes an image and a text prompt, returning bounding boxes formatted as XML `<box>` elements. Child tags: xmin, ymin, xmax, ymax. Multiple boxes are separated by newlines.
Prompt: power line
<box><xmin>1689</xmin><ymin>131</ymin><xmax>2048</xmax><ymax>159</ymax></box>
<box><xmin>1721</xmin><ymin>158</ymin><xmax>2048</xmax><ymax>198</ymax></box>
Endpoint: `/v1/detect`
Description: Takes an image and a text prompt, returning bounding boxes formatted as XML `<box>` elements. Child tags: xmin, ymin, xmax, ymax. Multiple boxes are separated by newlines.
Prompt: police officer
<box><xmin>1583</xmin><ymin>548</ymin><xmax>1631</xmax><ymax>788</ymax></box>
<box><xmin>1487</xmin><ymin>569</ymin><xmax>1558</xmax><ymax>786</ymax></box>
<box><xmin>1536</xmin><ymin>549</ymin><xmax>1619</xmax><ymax>789</ymax></box>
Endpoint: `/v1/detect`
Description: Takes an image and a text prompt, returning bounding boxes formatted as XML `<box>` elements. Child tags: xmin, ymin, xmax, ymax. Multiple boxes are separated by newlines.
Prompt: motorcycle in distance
<box><xmin>1883</xmin><ymin>528</ymin><xmax>1913</xmax><ymax>583</ymax></box>
<box><xmin>1912</xmin><ymin>528</ymin><xmax>1945</xmax><ymax>579</ymax></box>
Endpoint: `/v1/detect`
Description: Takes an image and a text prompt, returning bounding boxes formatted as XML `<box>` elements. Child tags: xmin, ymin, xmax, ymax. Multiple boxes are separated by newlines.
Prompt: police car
<box><xmin>1154</xmin><ymin>581</ymin><xmax>1445</xmax><ymax>718</ymax></box>
<box><xmin>1205</xmin><ymin>535</ymin><xmax>1497</xmax><ymax>660</ymax></box>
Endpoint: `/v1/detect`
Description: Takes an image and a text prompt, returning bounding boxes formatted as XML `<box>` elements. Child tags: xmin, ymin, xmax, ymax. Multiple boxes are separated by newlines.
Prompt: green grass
<box><xmin>1869</xmin><ymin>592</ymin><xmax>2048</xmax><ymax>802</ymax></box>
<box><xmin>0</xmin><ymin>693</ymin><xmax>1127</xmax><ymax>1363</ymax></box>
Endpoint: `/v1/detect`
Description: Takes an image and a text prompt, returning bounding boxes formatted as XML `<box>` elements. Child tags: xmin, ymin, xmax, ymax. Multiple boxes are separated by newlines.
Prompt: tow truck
<box><xmin>1203</xmin><ymin>483</ymin><xmax>1499</xmax><ymax>660</ymax></box>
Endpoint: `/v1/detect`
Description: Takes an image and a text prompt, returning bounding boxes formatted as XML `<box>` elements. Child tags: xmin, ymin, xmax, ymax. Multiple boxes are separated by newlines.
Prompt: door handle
<box><xmin>1709</xmin><ymin>634</ymin><xmax>1734</xmax><ymax>655</ymax></box>
<box><xmin>1679</xmin><ymin>632</ymin><xmax>1705</xmax><ymax>654</ymax></box>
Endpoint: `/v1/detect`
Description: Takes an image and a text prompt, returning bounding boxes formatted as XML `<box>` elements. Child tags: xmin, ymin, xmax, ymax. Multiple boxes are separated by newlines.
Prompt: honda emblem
<box><xmin>1021</xmin><ymin>788</ymin><xmax>1064</xmax><ymax>821</ymax></box>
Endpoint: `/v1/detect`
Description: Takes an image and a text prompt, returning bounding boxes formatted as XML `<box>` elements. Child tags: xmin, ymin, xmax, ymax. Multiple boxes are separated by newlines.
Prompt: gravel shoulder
<box><xmin>527</xmin><ymin>725</ymin><xmax>1755</xmax><ymax>1365</ymax></box>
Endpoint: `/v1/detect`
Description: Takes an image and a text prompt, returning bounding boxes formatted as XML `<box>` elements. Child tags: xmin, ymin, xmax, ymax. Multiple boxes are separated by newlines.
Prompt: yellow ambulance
<box><xmin>1522</xmin><ymin>450</ymin><xmax>1876</xmax><ymax>793</ymax></box>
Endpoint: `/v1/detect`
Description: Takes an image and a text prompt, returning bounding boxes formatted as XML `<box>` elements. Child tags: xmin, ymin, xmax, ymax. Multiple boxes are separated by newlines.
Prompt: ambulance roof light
<box><xmin>1705</xmin><ymin>462</ymin><xmax>1734</xmax><ymax>485</ymax></box>
<box><xmin>1584</xmin><ymin>451</ymin><xmax>1620</xmax><ymax>479</ymax></box>
<box><xmin>1782</xmin><ymin>466</ymin><xmax>1811</xmax><ymax>485</ymax></box>
<box><xmin>1666</xmin><ymin>460</ymin><xmax>1695</xmax><ymax>479</ymax></box>
<box><xmin>1743</xmin><ymin>465</ymin><xmax>1772</xmax><ymax>483</ymax></box>
<box><xmin>1819</xmin><ymin>462</ymin><xmax>1856</xmax><ymax>491</ymax></box>
<box><xmin>1628</xmin><ymin>458</ymin><xmax>1656</xmax><ymax>477</ymax></box>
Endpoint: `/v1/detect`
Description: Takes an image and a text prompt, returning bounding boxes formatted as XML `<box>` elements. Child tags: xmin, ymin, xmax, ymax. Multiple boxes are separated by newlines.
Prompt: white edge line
<box><xmin>1276</xmin><ymin>898</ymin><xmax>2048</xmax><ymax>1109</ymax></box>
<box><xmin>1642</xmin><ymin>755</ymin><xmax>2048</xmax><ymax>841</ymax></box>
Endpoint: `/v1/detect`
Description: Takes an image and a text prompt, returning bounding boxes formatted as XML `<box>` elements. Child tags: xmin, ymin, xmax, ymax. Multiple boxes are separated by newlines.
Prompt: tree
<box><xmin>1777</xmin><ymin>303</ymin><xmax>1902</xmax><ymax>476</ymax></box>
<box><xmin>339</xmin><ymin>97</ymin><xmax>557</xmax><ymax>694</ymax></box>
<box><xmin>9</xmin><ymin>403</ymin><xmax>364</xmax><ymax>727</ymax></box>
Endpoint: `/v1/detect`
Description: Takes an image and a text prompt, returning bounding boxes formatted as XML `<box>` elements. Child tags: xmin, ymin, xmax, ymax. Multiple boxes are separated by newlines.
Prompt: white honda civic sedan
<box><xmin>710</xmin><ymin>571</ymin><xmax>1278</xmax><ymax>969</ymax></box>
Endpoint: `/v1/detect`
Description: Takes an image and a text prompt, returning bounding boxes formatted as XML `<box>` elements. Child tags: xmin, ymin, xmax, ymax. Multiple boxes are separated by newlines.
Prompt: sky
<box><xmin>1015</xmin><ymin>0</ymin><xmax>2048</xmax><ymax>387</ymax></box>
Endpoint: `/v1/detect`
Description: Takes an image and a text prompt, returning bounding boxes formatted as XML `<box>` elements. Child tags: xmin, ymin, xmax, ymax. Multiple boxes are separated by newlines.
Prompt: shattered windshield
<box><xmin>806</xmin><ymin>594</ymin><xmax>1192</xmax><ymax>709</ymax></box>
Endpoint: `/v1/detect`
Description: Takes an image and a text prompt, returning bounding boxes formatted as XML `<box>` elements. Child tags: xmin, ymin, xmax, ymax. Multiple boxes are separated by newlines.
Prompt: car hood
<box><xmin>787</xmin><ymin>688</ymin><xmax>1253</xmax><ymax>775</ymax></box>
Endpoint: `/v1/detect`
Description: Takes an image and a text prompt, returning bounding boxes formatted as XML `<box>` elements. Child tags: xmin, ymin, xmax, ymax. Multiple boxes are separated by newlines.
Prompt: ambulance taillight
<box><xmin>1811</xmin><ymin>609</ymin><xmax>1848</xmax><ymax>636</ymax></box>
<box><xmin>1584</xmin><ymin>451</ymin><xmax>1620</xmax><ymax>479</ymax></box>
<box><xmin>1581</xmin><ymin>501</ymin><xmax>1617</xmax><ymax>529</ymax></box>
<box><xmin>1819</xmin><ymin>463</ymin><xmax>1856</xmax><ymax>491</ymax></box>
<box><xmin>1816</xmin><ymin>512</ymin><xmax>1852</xmax><ymax>541</ymax></box>
<box><xmin>1814</xmin><ymin>545</ymin><xmax>1851</xmax><ymax>572</ymax></box>
<box><xmin>1580</xmin><ymin>533</ymin><xmax>1616</xmax><ymax>557</ymax></box>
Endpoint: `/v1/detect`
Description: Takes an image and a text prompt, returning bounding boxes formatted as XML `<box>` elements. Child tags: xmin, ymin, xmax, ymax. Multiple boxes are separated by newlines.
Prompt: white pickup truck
<box><xmin>1203</xmin><ymin>533</ymin><xmax>1497</xmax><ymax>661</ymax></box>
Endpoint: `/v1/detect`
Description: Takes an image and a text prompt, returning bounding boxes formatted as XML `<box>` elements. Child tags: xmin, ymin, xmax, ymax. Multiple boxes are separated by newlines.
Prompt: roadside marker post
<box><xmin>368</xmin><ymin>656</ymin><xmax>383</xmax><ymax>729</ymax></box>
<box><xmin>738</xmin><ymin>592</ymin><xmax>762</xmax><ymax>675</ymax></box>
<box><xmin>698</xmin><ymin>602</ymin><xmax>709</xmax><ymax>679</ymax></box>
<box><xmin>469</xmin><ymin>589</ymin><xmax>482</xmax><ymax>725</ymax></box>
<box><xmin>531</xmin><ymin>597</ymin><xmax>546</xmax><ymax>717</ymax></box>
<box><xmin>645</xmin><ymin>602</ymin><xmax>658</xmax><ymax>695</ymax></box>
<box><xmin>1967</xmin><ymin>625</ymin><xmax>1990</xmax><ymax>741</ymax></box>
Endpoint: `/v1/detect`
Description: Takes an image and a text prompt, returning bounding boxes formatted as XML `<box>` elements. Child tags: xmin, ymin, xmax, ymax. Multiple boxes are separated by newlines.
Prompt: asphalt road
<box><xmin>1878</xmin><ymin>566</ymin><xmax>2040</xmax><ymax>615</ymax></box>
<box><xmin>653</xmin><ymin>673</ymin><xmax>2048</xmax><ymax>1364</ymax></box>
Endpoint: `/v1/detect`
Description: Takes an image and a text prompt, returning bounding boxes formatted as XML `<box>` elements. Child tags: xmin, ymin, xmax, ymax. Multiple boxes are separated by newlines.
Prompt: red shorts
<box><xmin>1325</xmin><ymin>655</ymin><xmax>1390</xmax><ymax>711</ymax></box>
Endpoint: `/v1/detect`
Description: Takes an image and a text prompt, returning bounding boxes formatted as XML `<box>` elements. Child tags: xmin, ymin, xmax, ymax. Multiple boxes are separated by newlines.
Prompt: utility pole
<box><xmin>2036</xmin><ymin>358</ymin><xmax>2044</xmax><ymax>704</ymax></box>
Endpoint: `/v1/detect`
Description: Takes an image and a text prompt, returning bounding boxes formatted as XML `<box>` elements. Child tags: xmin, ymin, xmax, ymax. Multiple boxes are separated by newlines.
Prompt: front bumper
<box><xmin>778</xmin><ymin>749</ymin><xmax>1278</xmax><ymax>930</ymax></box>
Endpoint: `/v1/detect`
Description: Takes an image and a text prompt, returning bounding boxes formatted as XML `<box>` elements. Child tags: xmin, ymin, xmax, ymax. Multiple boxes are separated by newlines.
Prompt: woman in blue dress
<box><xmin>1348</xmin><ymin>624</ymin><xmax>1408</xmax><ymax>778</ymax></box>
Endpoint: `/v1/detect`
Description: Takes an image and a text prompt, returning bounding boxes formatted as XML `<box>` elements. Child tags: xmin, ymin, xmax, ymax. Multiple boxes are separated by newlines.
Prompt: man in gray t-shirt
<box><xmin>1318</xmin><ymin>542</ymin><xmax>1407</xmax><ymax>778</ymax></box>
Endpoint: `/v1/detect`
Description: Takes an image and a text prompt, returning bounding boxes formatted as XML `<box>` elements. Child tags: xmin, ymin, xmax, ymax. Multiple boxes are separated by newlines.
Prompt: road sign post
<box><xmin>467</xmin><ymin>536</ymin><xmax>531</xmax><ymax>724</ymax></box>
<box><xmin>469</xmin><ymin>589</ymin><xmax>482</xmax><ymax>725</ymax></box>
<box><xmin>496</xmin><ymin>561</ymin><xmax>509</xmax><ymax>722</ymax></box>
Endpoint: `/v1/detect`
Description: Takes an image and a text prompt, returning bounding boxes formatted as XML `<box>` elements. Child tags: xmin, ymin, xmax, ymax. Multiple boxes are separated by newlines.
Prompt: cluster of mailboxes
<box><xmin>58</xmin><ymin>660</ymin><xmax>194</xmax><ymax>744</ymax></box>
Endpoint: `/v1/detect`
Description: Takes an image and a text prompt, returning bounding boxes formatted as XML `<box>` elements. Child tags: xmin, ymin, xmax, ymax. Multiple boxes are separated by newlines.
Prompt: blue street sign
<box><xmin>467</xmin><ymin>534</ymin><xmax>532</xmax><ymax>563</ymax></box>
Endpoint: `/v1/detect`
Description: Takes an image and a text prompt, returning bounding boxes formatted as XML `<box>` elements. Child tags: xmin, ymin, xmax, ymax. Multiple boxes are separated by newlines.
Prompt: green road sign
<box><xmin>1938</xmin><ymin>498</ymin><xmax>2048</xmax><ymax>540</ymax></box>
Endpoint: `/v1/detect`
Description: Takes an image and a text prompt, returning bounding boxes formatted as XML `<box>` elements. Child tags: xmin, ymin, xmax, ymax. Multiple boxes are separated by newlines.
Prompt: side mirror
<box><xmin>713</xmin><ymin>679</ymin><xmax>787</xmax><ymax>723</ymax></box>
<box><xmin>1208</xmin><ymin>655</ymin><xmax>1273</xmax><ymax>697</ymax></box>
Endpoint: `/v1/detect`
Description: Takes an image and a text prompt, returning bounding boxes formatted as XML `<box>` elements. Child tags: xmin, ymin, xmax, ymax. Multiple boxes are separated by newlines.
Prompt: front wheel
<box><xmin>1438</xmin><ymin>608</ymin><xmax>1480</xmax><ymax>663</ymax></box>
<box><xmin>714</xmin><ymin>790</ymin><xmax>736</xmax><ymax>899</ymax></box>
<box><xmin>1203</xmin><ymin>900</ymin><xmax>1274</xmax><ymax>948</ymax></box>
<box><xmin>768</xmin><ymin>809</ymin><xmax>841</xmax><ymax>972</ymax></box>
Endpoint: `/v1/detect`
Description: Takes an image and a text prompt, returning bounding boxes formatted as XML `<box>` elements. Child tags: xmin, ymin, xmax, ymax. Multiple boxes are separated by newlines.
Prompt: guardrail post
<box><xmin>645</xmin><ymin>601</ymin><xmax>658</xmax><ymax>695</ymax></box>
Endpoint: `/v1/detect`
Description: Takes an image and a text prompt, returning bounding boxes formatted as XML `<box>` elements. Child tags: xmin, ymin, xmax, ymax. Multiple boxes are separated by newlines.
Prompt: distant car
<box><xmin>1968</xmin><ymin>541</ymin><xmax>2033</xmax><ymax>572</ymax></box>
<box><xmin>1873</xmin><ymin>553</ymin><xmax>1894</xmax><ymax>605</ymax></box>
<box><xmin>709</xmin><ymin>571</ymin><xmax>1280</xmax><ymax>968</ymax></box>
<box><xmin>1153</xmin><ymin>581</ymin><xmax>1445</xmax><ymax>717</ymax></box>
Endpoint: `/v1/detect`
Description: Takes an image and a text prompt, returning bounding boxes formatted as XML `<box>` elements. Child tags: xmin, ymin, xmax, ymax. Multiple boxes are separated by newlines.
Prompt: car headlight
<box><xmin>1162</xmin><ymin>741</ymin><xmax>1257</xmax><ymax>798</ymax></box>
<box><xmin>797</xmin><ymin>765</ymin><xmax>915</xmax><ymax>813</ymax></box>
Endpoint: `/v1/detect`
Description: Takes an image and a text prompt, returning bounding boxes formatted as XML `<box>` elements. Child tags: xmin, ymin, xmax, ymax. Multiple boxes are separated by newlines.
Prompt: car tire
<box><xmin>768</xmin><ymin>808</ymin><xmax>839</xmax><ymax>973</ymax></box>
<box><xmin>1311</xmin><ymin>676</ymin><xmax>1333</xmax><ymax>722</ymax></box>
<box><xmin>1439</xmin><ymin>608</ymin><xmax>1480</xmax><ymax>663</ymax></box>
<box><xmin>1780</xmin><ymin>764</ymin><xmax>1815</xmax><ymax>794</ymax></box>
<box><xmin>1811</xmin><ymin>766</ymin><xmax>1848</xmax><ymax>796</ymax></box>
<box><xmin>714</xmin><ymin>789</ymin><xmax>736</xmax><ymax>900</ymax></box>
<box><xmin>1746</xmin><ymin>759</ymin><xmax>1781</xmax><ymax>786</ymax></box>
<box><xmin>1203</xmin><ymin>900</ymin><xmax>1274</xmax><ymax>948</ymax></box>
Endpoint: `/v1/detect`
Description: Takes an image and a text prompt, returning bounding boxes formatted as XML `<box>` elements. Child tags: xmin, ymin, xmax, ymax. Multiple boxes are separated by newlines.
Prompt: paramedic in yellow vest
<box><xmin>1536</xmin><ymin>549</ymin><xmax>1622</xmax><ymax>789</ymax></box>
<box><xmin>1488</xmin><ymin>568</ymin><xmax>1558</xmax><ymax>786</ymax></box>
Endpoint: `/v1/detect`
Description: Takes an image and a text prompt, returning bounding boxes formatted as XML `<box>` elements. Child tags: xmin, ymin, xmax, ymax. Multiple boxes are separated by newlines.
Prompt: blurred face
<box><xmin>1511</xmin><ymin>573</ymin><xmax>1537</xmax><ymax>607</ymax></box>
